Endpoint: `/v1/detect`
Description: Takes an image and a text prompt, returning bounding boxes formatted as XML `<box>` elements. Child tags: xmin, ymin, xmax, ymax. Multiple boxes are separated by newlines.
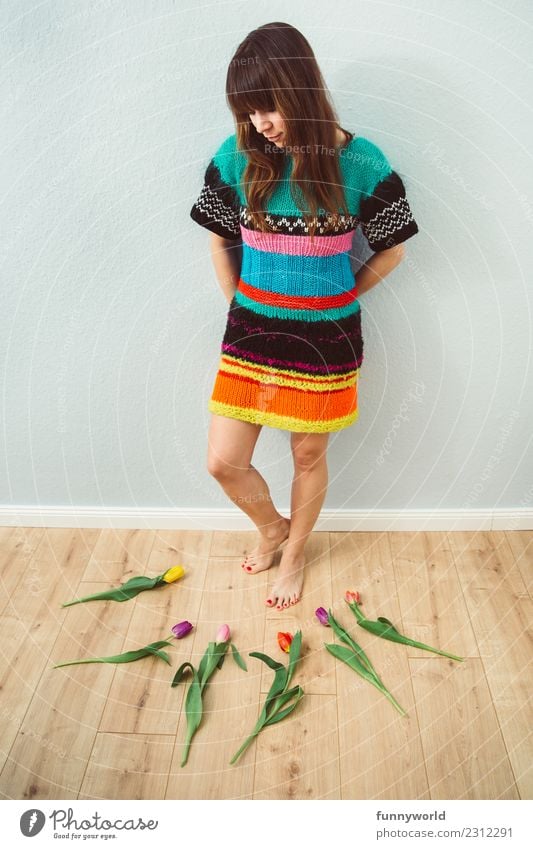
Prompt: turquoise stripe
<box><xmin>234</xmin><ymin>289</ymin><xmax>360</xmax><ymax>321</ymax></box>
<box><xmin>240</xmin><ymin>245</ymin><xmax>356</xmax><ymax>296</ymax></box>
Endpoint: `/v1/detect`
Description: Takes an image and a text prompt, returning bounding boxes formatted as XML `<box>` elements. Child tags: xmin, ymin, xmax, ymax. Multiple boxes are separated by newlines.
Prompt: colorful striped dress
<box><xmin>190</xmin><ymin>133</ymin><xmax>419</xmax><ymax>433</ymax></box>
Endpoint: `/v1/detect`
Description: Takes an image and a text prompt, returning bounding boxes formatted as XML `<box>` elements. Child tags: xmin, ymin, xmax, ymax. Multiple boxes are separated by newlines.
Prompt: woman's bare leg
<box><xmin>207</xmin><ymin>413</ymin><xmax>290</xmax><ymax>572</ymax></box>
<box><xmin>266</xmin><ymin>431</ymin><xmax>330</xmax><ymax>609</ymax></box>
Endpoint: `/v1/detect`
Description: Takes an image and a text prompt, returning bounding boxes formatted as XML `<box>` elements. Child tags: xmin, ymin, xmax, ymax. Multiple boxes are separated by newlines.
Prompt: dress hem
<box><xmin>208</xmin><ymin>400</ymin><xmax>359</xmax><ymax>433</ymax></box>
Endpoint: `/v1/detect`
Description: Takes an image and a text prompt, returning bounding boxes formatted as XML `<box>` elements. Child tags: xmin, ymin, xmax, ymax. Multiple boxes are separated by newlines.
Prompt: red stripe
<box><xmin>237</xmin><ymin>279</ymin><xmax>358</xmax><ymax>309</ymax></box>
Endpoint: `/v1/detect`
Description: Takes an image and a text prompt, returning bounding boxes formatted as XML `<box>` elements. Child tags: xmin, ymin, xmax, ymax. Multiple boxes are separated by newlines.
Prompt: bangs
<box><xmin>226</xmin><ymin>58</ymin><xmax>281</xmax><ymax>116</ymax></box>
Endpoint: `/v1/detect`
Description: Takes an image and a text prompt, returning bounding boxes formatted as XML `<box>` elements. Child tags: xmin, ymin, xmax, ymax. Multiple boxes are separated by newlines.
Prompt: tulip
<box><xmin>277</xmin><ymin>632</ymin><xmax>293</xmax><ymax>653</ymax></box>
<box><xmin>345</xmin><ymin>590</ymin><xmax>361</xmax><ymax>604</ymax></box>
<box><xmin>216</xmin><ymin>624</ymin><xmax>231</xmax><ymax>643</ymax></box>
<box><xmin>231</xmin><ymin>631</ymin><xmax>304</xmax><ymax>765</ymax></box>
<box><xmin>173</xmin><ymin>624</ymin><xmax>247</xmax><ymax>767</ymax></box>
<box><xmin>315</xmin><ymin>607</ymin><xmax>330</xmax><ymax>626</ymax></box>
<box><xmin>162</xmin><ymin>566</ymin><xmax>185</xmax><ymax>583</ymax></box>
<box><xmin>171</xmin><ymin>620</ymin><xmax>193</xmax><ymax>639</ymax></box>
<box><xmin>345</xmin><ymin>593</ymin><xmax>464</xmax><ymax>662</ymax></box>
<box><xmin>61</xmin><ymin>566</ymin><xmax>187</xmax><ymax>606</ymax></box>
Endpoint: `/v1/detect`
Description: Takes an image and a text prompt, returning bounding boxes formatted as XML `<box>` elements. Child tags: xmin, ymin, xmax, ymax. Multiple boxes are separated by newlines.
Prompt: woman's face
<box><xmin>248</xmin><ymin>110</ymin><xmax>285</xmax><ymax>146</ymax></box>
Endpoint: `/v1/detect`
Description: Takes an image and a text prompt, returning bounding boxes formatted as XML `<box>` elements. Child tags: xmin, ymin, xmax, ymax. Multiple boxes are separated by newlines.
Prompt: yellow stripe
<box><xmin>219</xmin><ymin>355</ymin><xmax>359</xmax><ymax>393</ymax></box>
<box><xmin>208</xmin><ymin>400</ymin><xmax>358</xmax><ymax>433</ymax></box>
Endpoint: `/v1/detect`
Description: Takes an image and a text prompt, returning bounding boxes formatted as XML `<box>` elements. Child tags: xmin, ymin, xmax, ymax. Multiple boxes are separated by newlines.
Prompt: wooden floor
<box><xmin>0</xmin><ymin>525</ymin><xmax>531</xmax><ymax>800</ymax></box>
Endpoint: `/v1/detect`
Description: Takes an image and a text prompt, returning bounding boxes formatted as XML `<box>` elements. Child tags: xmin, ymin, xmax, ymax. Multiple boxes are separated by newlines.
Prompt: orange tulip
<box><xmin>277</xmin><ymin>632</ymin><xmax>293</xmax><ymax>653</ymax></box>
<box><xmin>345</xmin><ymin>590</ymin><xmax>361</xmax><ymax>604</ymax></box>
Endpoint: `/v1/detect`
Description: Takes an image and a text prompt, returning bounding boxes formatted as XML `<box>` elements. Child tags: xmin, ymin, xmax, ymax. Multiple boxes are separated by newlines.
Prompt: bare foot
<box><xmin>265</xmin><ymin>550</ymin><xmax>305</xmax><ymax>609</ymax></box>
<box><xmin>241</xmin><ymin>517</ymin><xmax>291</xmax><ymax>574</ymax></box>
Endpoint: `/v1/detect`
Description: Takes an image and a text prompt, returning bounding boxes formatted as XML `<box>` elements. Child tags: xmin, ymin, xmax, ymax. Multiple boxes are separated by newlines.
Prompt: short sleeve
<box><xmin>356</xmin><ymin>139</ymin><xmax>419</xmax><ymax>252</ymax></box>
<box><xmin>190</xmin><ymin>134</ymin><xmax>242</xmax><ymax>240</ymax></box>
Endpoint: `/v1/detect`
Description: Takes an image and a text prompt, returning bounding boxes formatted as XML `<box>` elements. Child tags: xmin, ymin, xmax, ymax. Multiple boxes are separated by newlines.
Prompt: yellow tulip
<box><xmin>162</xmin><ymin>565</ymin><xmax>185</xmax><ymax>583</ymax></box>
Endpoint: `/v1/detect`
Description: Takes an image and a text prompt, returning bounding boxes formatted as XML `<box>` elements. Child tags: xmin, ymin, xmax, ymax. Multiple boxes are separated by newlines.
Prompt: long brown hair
<box><xmin>226</xmin><ymin>22</ymin><xmax>354</xmax><ymax>241</ymax></box>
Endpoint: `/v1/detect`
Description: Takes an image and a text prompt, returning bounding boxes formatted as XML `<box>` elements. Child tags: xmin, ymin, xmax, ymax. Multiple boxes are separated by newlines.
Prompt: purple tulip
<box><xmin>172</xmin><ymin>620</ymin><xmax>193</xmax><ymax>639</ymax></box>
<box><xmin>315</xmin><ymin>607</ymin><xmax>330</xmax><ymax>626</ymax></box>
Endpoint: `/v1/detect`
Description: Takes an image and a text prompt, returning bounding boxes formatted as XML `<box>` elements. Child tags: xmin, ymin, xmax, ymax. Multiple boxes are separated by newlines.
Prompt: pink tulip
<box><xmin>216</xmin><ymin>624</ymin><xmax>231</xmax><ymax>643</ymax></box>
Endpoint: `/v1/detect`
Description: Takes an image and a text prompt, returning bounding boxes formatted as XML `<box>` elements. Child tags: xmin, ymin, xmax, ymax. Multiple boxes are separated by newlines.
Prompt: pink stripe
<box><xmin>221</xmin><ymin>343</ymin><xmax>361</xmax><ymax>373</ymax></box>
<box><xmin>240</xmin><ymin>225</ymin><xmax>354</xmax><ymax>257</ymax></box>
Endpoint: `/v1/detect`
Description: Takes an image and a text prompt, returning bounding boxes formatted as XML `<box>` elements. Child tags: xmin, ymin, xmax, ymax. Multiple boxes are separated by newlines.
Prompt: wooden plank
<box><xmin>98</xmin><ymin>530</ymin><xmax>211</xmax><ymax>734</ymax></box>
<box><xmin>82</xmin><ymin>528</ymin><xmax>156</xmax><ymax>582</ymax></box>
<box><xmin>331</xmin><ymin>531</ymin><xmax>429</xmax><ymax>799</ymax></box>
<box><xmin>0</xmin><ymin>581</ymin><xmax>133</xmax><ymax>798</ymax></box>
<box><xmin>448</xmin><ymin>530</ymin><xmax>532</xmax><ymax>798</ymax></box>
<box><xmin>411</xmin><ymin>656</ymin><xmax>518</xmax><ymax>799</ymax></box>
<box><xmin>504</xmin><ymin>530</ymin><xmax>533</xmax><ymax>597</ymax></box>
<box><xmin>0</xmin><ymin>528</ymin><xmax>100</xmax><ymax>780</ymax></box>
<box><xmin>0</xmin><ymin>527</ymin><xmax>44</xmax><ymax>611</ymax></box>
<box><xmin>165</xmin><ymin>530</ymin><xmax>265</xmax><ymax>799</ymax></box>
<box><xmin>79</xmin><ymin>733</ymin><xmax>174</xmax><ymax>799</ymax></box>
<box><xmin>253</xmin><ymin>694</ymin><xmax>340</xmax><ymax>799</ymax></box>
<box><xmin>390</xmin><ymin>531</ymin><xmax>478</xmax><ymax>658</ymax></box>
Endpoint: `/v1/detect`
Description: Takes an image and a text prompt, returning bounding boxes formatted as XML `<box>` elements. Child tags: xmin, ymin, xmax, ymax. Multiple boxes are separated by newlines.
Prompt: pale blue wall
<box><xmin>1</xmin><ymin>0</ymin><xmax>532</xmax><ymax>512</ymax></box>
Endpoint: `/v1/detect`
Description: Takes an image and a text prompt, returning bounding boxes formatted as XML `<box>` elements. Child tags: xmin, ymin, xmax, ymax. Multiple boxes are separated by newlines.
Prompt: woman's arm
<box><xmin>355</xmin><ymin>243</ymin><xmax>406</xmax><ymax>297</ymax></box>
<box><xmin>209</xmin><ymin>232</ymin><xmax>242</xmax><ymax>303</ymax></box>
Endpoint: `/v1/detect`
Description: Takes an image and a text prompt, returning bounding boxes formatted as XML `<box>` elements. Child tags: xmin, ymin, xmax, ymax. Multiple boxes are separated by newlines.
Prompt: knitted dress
<box><xmin>190</xmin><ymin>133</ymin><xmax>419</xmax><ymax>433</ymax></box>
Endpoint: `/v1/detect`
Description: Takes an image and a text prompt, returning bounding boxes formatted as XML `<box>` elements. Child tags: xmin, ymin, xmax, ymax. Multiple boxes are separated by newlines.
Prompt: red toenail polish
<box><xmin>246</xmin><ymin>566</ymin><xmax>251</xmax><ymax>571</ymax></box>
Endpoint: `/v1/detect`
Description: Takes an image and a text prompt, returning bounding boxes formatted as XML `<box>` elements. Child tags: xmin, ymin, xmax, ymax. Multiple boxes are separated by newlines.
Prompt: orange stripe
<box><xmin>210</xmin><ymin>369</ymin><xmax>357</xmax><ymax>422</ymax></box>
<box><xmin>237</xmin><ymin>278</ymin><xmax>358</xmax><ymax>309</ymax></box>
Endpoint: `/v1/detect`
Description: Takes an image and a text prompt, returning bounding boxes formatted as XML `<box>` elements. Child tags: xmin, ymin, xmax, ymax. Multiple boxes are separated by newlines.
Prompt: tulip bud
<box><xmin>345</xmin><ymin>590</ymin><xmax>361</xmax><ymax>604</ymax></box>
<box><xmin>216</xmin><ymin>624</ymin><xmax>231</xmax><ymax>643</ymax></box>
<box><xmin>162</xmin><ymin>566</ymin><xmax>185</xmax><ymax>583</ymax></box>
<box><xmin>315</xmin><ymin>607</ymin><xmax>330</xmax><ymax>626</ymax></box>
<box><xmin>171</xmin><ymin>620</ymin><xmax>193</xmax><ymax>639</ymax></box>
<box><xmin>277</xmin><ymin>632</ymin><xmax>293</xmax><ymax>653</ymax></box>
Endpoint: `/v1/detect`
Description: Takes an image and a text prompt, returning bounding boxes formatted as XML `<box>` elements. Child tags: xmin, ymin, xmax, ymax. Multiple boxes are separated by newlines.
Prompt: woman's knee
<box><xmin>206</xmin><ymin>452</ymin><xmax>243</xmax><ymax>481</ymax></box>
<box><xmin>206</xmin><ymin>415</ymin><xmax>262</xmax><ymax>479</ymax></box>
<box><xmin>291</xmin><ymin>432</ymin><xmax>330</xmax><ymax>469</ymax></box>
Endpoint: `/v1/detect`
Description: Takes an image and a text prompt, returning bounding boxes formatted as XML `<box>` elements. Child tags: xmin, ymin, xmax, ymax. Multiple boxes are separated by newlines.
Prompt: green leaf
<box><xmin>264</xmin><ymin>666</ymin><xmax>290</xmax><ymax>719</ymax></box>
<box><xmin>264</xmin><ymin>686</ymin><xmax>305</xmax><ymax>726</ymax></box>
<box><xmin>199</xmin><ymin>642</ymin><xmax>228</xmax><ymax>690</ymax></box>
<box><xmin>327</xmin><ymin>611</ymin><xmax>379</xmax><ymax>677</ymax></box>
<box><xmin>324</xmin><ymin>642</ymin><xmax>377</xmax><ymax>682</ymax></box>
<box><xmin>359</xmin><ymin>619</ymin><xmax>464</xmax><ymax>661</ymax></box>
<box><xmin>325</xmin><ymin>643</ymin><xmax>407</xmax><ymax>716</ymax></box>
<box><xmin>171</xmin><ymin>662</ymin><xmax>195</xmax><ymax>688</ymax></box>
<box><xmin>230</xmin><ymin>653</ymin><xmax>305</xmax><ymax>766</ymax></box>
<box><xmin>249</xmin><ymin>651</ymin><xmax>284</xmax><ymax>671</ymax></box>
<box><xmin>61</xmin><ymin>574</ymin><xmax>162</xmax><ymax>606</ymax></box>
<box><xmin>53</xmin><ymin>639</ymin><xmax>173</xmax><ymax>668</ymax></box>
<box><xmin>267</xmin><ymin>684</ymin><xmax>302</xmax><ymax>718</ymax></box>
<box><xmin>286</xmin><ymin>630</ymin><xmax>302</xmax><ymax>689</ymax></box>
<box><xmin>230</xmin><ymin>643</ymin><xmax>248</xmax><ymax>671</ymax></box>
<box><xmin>181</xmin><ymin>671</ymin><xmax>203</xmax><ymax>767</ymax></box>
<box><xmin>377</xmin><ymin>616</ymin><xmax>396</xmax><ymax>628</ymax></box>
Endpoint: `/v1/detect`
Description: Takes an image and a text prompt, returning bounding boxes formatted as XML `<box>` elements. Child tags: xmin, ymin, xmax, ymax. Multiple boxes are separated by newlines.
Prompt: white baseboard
<box><xmin>0</xmin><ymin>505</ymin><xmax>531</xmax><ymax>531</ymax></box>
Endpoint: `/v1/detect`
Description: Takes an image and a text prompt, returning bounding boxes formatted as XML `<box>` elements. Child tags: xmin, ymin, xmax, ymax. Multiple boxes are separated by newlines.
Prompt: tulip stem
<box><xmin>229</xmin><ymin>731</ymin><xmax>259</xmax><ymax>765</ymax></box>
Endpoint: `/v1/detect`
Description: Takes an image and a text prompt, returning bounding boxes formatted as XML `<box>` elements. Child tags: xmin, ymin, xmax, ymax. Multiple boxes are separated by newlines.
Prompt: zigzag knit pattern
<box><xmin>190</xmin><ymin>133</ymin><xmax>419</xmax><ymax>432</ymax></box>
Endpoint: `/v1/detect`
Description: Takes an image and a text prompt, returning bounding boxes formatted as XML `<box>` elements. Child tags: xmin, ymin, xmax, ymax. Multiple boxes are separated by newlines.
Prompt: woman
<box><xmin>190</xmin><ymin>22</ymin><xmax>419</xmax><ymax>610</ymax></box>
